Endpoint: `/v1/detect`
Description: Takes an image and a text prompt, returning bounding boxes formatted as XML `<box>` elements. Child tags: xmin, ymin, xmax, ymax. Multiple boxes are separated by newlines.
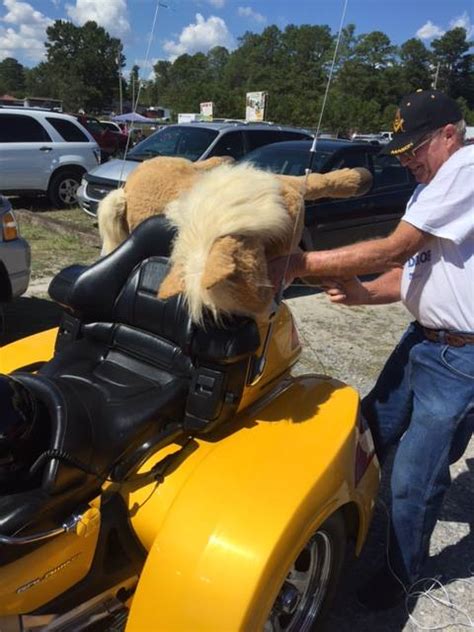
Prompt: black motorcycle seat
<box><xmin>0</xmin><ymin>216</ymin><xmax>261</xmax><ymax>545</ymax></box>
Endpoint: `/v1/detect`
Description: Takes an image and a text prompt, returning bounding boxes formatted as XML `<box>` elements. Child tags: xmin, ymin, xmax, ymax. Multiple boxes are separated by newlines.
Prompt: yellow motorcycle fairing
<box><xmin>0</xmin><ymin>501</ymin><xmax>101</xmax><ymax>615</ymax></box>
<box><xmin>124</xmin><ymin>375</ymin><xmax>379</xmax><ymax>631</ymax></box>
<box><xmin>0</xmin><ymin>328</ymin><xmax>58</xmax><ymax>374</ymax></box>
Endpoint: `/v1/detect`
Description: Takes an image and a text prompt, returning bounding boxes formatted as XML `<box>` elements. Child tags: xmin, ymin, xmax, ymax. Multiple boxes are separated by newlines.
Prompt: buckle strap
<box><xmin>422</xmin><ymin>327</ymin><xmax>474</xmax><ymax>347</ymax></box>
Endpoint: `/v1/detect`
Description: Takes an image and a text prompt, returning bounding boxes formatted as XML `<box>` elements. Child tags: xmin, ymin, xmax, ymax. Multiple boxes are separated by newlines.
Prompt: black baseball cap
<box><xmin>383</xmin><ymin>89</ymin><xmax>462</xmax><ymax>156</ymax></box>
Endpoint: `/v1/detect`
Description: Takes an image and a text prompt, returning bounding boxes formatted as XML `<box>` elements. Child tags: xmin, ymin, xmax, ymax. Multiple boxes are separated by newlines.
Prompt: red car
<box><xmin>73</xmin><ymin>114</ymin><xmax>129</xmax><ymax>160</ymax></box>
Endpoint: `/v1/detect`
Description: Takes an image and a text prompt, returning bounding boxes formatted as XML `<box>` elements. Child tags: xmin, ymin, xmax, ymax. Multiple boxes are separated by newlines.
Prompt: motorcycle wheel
<box><xmin>264</xmin><ymin>512</ymin><xmax>346</xmax><ymax>632</ymax></box>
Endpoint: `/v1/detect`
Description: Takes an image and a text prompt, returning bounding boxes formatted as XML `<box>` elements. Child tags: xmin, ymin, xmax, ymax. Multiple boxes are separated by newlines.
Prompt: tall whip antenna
<box><xmin>307</xmin><ymin>0</ymin><xmax>349</xmax><ymax>174</ymax></box>
<box><xmin>119</xmin><ymin>0</ymin><xmax>164</xmax><ymax>184</ymax></box>
<box><xmin>246</xmin><ymin>0</ymin><xmax>350</xmax><ymax>382</ymax></box>
<box><xmin>275</xmin><ymin>0</ymin><xmax>349</xmax><ymax>303</ymax></box>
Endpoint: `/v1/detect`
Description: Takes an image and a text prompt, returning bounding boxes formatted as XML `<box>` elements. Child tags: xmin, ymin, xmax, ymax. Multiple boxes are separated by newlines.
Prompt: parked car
<box><xmin>77</xmin><ymin>121</ymin><xmax>313</xmax><ymax>216</ymax></box>
<box><xmin>0</xmin><ymin>107</ymin><xmax>100</xmax><ymax>208</ymax></box>
<box><xmin>242</xmin><ymin>139</ymin><xmax>417</xmax><ymax>250</ymax></box>
<box><xmin>100</xmin><ymin>120</ymin><xmax>124</xmax><ymax>134</ymax></box>
<box><xmin>73</xmin><ymin>114</ymin><xmax>129</xmax><ymax>161</ymax></box>
<box><xmin>350</xmin><ymin>133</ymin><xmax>383</xmax><ymax>145</ymax></box>
<box><xmin>0</xmin><ymin>195</ymin><xmax>30</xmax><ymax>300</ymax></box>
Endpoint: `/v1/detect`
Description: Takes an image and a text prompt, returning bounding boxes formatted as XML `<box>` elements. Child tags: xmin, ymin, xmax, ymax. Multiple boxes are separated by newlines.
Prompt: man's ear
<box><xmin>201</xmin><ymin>236</ymin><xmax>238</xmax><ymax>290</ymax></box>
<box><xmin>157</xmin><ymin>264</ymin><xmax>186</xmax><ymax>299</ymax></box>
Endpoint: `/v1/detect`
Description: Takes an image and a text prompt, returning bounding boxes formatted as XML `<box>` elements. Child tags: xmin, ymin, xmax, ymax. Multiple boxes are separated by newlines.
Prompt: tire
<box><xmin>48</xmin><ymin>169</ymin><xmax>84</xmax><ymax>208</ymax></box>
<box><xmin>264</xmin><ymin>512</ymin><xmax>346</xmax><ymax>632</ymax></box>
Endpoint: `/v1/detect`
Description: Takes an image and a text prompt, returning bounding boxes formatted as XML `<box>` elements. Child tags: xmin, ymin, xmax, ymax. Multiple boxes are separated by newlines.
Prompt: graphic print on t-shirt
<box><xmin>407</xmin><ymin>249</ymin><xmax>432</xmax><ymax>280</ymax></box>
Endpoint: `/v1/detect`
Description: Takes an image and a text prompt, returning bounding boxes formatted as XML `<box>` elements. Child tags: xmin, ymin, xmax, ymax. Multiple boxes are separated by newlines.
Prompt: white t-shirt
<box><xmin>401</xmin><ymin>145</ymin><xmax>473</xmax><ymax>331</ymax></box>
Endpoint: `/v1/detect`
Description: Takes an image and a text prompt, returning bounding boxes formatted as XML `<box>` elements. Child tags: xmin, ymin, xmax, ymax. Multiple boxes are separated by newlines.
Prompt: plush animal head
<box><xmin>158</xmin><ymin>161</ymin><xmax>372</xmax><ymax>323</ymax></box>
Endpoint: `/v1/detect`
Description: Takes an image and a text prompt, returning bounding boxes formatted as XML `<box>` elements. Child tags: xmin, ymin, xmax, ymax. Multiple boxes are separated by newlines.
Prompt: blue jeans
<box><xmin>362</xmin><ymin>322</ymin><xmax>474</xmax><ymax>584</ymax></box>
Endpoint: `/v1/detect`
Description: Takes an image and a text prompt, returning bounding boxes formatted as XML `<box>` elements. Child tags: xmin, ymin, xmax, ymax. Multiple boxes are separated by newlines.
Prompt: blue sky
<box><xmin>0</xmin><ymin>0</ymin><xmax>472</xmax><ymax>75</ymax></box>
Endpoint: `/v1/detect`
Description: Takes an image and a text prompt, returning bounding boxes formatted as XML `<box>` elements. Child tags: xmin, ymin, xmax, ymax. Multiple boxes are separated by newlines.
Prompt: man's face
<box><xmin>398</xmin><ymin>124</ymin><xmax>459</xmax><ymax>184</ymax></box>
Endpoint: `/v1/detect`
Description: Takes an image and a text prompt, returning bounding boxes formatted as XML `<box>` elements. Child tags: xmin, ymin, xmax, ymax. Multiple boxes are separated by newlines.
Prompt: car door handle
<box><xmin>39</xmin><ymin>146</ymin><xmax>53</xmax><ymax>152</ymax></box>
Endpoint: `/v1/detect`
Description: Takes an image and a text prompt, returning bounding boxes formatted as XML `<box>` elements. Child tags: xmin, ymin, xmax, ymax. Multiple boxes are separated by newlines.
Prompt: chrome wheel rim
<box><xmin>58</xmin><ymin>178</ymin><xmax>79</xmax><ymax>205</ymax></box>
<box><xmin>264</xmin><ymin>531</ymin><xmax>333</xmax><ymax>632</ymax></box>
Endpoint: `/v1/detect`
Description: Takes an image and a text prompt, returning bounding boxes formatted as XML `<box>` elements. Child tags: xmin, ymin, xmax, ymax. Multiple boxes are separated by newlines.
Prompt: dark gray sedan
<box><xmin>242</xmin><ymin>139</ymin><xmax>417</xmax><ymax>250</ymax></box>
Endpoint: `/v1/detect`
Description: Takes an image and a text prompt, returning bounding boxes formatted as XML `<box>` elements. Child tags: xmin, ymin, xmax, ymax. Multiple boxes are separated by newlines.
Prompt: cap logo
<box><xmin>393</xmin><ymin>109</ymin><xmax>404</xmax><ymax>133</ymax></box>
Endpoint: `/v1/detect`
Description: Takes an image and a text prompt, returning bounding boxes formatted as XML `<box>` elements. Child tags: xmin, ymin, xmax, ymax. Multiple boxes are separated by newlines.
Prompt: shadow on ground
<box><xmin>0</xmin><ymin>296</ymin><xmax>62</xmax><ymax>345</ymax></box>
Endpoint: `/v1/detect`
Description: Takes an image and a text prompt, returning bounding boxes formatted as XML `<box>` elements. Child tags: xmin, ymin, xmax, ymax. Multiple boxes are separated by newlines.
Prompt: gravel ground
<box><xmin>2</xmin><ymin>277</ymin><xmax>472</xmax><ymax>631</ymax></box>
<box><xmin>285</xmin><ymin>286</ymin><xmax>474</xmax><ymax>632</ymax></box>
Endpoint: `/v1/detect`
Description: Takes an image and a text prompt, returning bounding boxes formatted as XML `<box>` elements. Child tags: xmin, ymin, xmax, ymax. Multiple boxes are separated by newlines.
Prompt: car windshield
<box><xmin>242</xmin><ymin>145</ymin><xmax>332</xmax><ymax>175</ymax></box>
<box><xmin>127</xmin><ymin>126</ymin><xmax>218</xmax><ymax>161</ymax></box>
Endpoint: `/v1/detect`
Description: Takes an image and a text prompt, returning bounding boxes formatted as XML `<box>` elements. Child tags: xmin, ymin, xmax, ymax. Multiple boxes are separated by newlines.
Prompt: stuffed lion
<box><xmin>97</xmin><ymin>156</ymin><xmax>372</xmax><ymax>323</ymax></box>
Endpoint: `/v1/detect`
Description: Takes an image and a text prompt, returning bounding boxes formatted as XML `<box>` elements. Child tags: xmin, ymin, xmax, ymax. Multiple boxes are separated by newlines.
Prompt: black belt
<box><xmin>422</xmin><ymin>326</ymin><xmax>474</xmax><ymax>347</ymax></box>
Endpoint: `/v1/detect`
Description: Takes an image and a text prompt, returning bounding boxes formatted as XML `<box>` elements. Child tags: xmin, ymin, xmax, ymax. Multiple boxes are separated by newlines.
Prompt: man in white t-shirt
<box><xmin>269</xmin><ymin>89</ymin><xmax>473</xmax><ymax>610</ymax></box>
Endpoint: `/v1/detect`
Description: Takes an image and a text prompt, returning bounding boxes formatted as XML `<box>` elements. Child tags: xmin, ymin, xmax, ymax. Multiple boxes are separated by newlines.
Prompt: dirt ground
<box><xmin>2</xmin><ymin>205</ymin><xmax>473</xmax><ymax>630</ymax></box>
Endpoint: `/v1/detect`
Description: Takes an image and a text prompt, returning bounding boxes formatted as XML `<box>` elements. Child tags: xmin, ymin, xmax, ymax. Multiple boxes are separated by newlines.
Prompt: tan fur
<box><xmin>97</xmin><ymin>156</ymin><xmax>234</xmax><ymax>255</ymax></box>
<box><xmin>160</xmin><ymin>162</ymin><xmax>290</xmax><ymax>323</ymax></box>
<box><xmin>158</xmin><ymin>162</ymin><xmax>372</xmax><ymax>323</ymax></box>
<box><xmin>97</xmin><ymin>151</ymin><xmax>372</xmax><ymax>322</ymax></box>
<box><xmin>97</xmin><ymin>188</ymin><xmax>129</xmax><ymax>254</ymax></box>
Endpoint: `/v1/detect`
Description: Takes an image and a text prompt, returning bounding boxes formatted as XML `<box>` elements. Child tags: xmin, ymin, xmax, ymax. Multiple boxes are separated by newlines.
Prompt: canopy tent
<box><xmin>112</xmin><ymin>112</ymin><xmax>157</xmax><ymax>123</ymax></box>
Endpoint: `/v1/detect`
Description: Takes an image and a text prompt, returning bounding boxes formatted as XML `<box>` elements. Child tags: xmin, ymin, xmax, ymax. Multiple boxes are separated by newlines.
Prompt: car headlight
<box><xmin>2</xmin><ymin>211</ymin><xmax>19</xmax><ymax>241</ymax></box>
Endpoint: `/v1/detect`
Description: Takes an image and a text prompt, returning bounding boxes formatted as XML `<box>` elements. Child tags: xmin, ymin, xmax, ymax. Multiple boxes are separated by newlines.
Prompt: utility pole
<box><xmin>432</xmin><ymin>61</ymin><xmax>440</xmax><ymax>89</ymax></box>
<box><xmin>116</xmin><ymin>53</ymin><xmax>123</xmax><ymax>114</ymax></box>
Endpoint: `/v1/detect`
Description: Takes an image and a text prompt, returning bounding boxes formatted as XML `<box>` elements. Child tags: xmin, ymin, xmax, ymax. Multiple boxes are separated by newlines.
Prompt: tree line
<box><xmin>1</xmin><ymin>20</ymin><xmax>472</xmax><ymax>132</ymax></box>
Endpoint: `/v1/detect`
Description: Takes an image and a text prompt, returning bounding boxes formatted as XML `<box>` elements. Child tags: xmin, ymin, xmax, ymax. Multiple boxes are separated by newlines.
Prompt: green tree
<box><xmin>0</xmin><ymin>57</ymin><xmax>26</xmax><ymax>95</ymax></box>
<box><xmin>431</xmin><ymin>27</ymin><xmax>473</xmax><ymax>106</ymax></box>
<box><xmin>43</xmin><ymin>20</ymin><xmax>125</xmax><ymax>112</ymax></box>
<box><xmin>24</xmin><ymin>63</ymin><xmax>56</xmax><ymax>99</ymax></box>
<box><xmin>399</xmin><ymin>38</ymin><xmax>433</xmax><ymax>93</ymax></box>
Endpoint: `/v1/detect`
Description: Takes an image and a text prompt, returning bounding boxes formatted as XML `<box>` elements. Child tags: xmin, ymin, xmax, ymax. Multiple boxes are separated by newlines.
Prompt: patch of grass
<box><xmin>40</xmin><ymin>207</ymin><xmax>98</xmax><ymax>231</ymax></box>
<box><xmin>20</xmin><ymin>217</ymin><xmax>100</xmax><ymax>281</ymax></box>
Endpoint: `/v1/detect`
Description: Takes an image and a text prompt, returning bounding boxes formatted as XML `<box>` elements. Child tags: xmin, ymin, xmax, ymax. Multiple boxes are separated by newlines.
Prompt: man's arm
<box><xmin>323</xmin><ymin>268</ymin><xmax>402</xmax><ymax>306</ymax></box>
<box><xmin>276</xmin><ymin>221</ymin><xmax>431</xmax><ymax>282</ymax></box>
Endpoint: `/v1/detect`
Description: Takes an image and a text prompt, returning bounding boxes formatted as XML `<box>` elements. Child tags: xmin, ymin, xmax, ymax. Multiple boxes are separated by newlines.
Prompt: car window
<box><xmin>0</xmin><ymin>114</ymin><xmax>51</xmax><ymax>142</ymax></box>
<box><xmin>128</xmin><ymin>126</ymin><xmax>218</xmax><ymax>161</ymax></box>
<box><xmin>46</xmin><ymin>117</ymin><xmax>90</xmax><ymax>142</ymax></box>
<box><xmin>243</xmin><ymin>145</ymin><xmax>332</xmax><ymax>175</ymax></box>
<box><xmin>245</xmin><ymin>130</ymin><xmax>310</xmax><ymax>152</ymax></box>
<box><xmin>329</xmin><ymin>150</ymin><xmax>370</xmax><ymax>170</ymax></box>
<box><xmin>372</xmin><ymin>154</ymin><xmax>410</xmax><ymax>188</ymax></box>
<box><xmin>84</xmin><ymin>117</ymin><xmax>105</xmax><ymax>134</ymax></box>
<box><xmin>208</xmin><ymin>131</ymin><xmax>245</xmax><ymax>160</ymax></box>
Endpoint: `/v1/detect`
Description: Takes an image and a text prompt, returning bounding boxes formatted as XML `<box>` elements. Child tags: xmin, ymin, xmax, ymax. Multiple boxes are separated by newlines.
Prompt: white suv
<box><xmin>0</xmin><ymin>108</ymin><xmax>101</xmax><ymax>208</ymax></box>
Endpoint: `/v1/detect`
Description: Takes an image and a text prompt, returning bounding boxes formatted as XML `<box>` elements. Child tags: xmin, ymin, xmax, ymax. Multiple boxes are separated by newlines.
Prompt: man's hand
<box><xmin>321</xmin><ymin>277</ymin><xmax>371</xmax><ymax>305</ymax></box>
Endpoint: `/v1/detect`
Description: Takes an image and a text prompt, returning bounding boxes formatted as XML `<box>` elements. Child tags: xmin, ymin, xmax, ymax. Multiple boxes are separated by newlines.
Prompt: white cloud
<box><xmin>416</xmin><ymin>20</ymin><xmax>445</xmax><ymax>40</ymax></box>
<box><xmin>66</xmin><ymin>0</ymin><xmax>130</xmax><ymax>39</ymax></box>
<box><xmin>0</xmin><ymin>0</ymin><xmax>53</xmax><ymax>63</ymax></box>
<box><xmin>163</xmin><ymin>13</ymin><xmax>234</xmax><ymax>61</ymax></box>
<box><xmin>207</xmin><ymin>0</ymin><xmax>225</xmax><ymax>8</ymax></box>
<box><xmin>449</xmin><ymin>11</ymin><xmax>474</xmax><ymax>37</ymax></box>
<box><xmin>237</xmin><ymin>6</ymin><xmax>266</xmax><ymax>24</ymax></box>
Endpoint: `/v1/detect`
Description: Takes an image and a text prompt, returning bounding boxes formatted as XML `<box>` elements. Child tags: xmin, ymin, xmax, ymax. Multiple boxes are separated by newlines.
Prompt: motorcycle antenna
<box><xmin>251</xmin><ymin>0</ymin><xmax>349</xmax><ymax>383</ymax></box>
<box><xmin>275</xmin><ymin>0</ymin><xmax>349</xmax><ymax>304</ymax></box>
<box><xmin>118</xmin><ymin>0</ymin><xmax>167</xmax><ymax>185</ymax></box>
